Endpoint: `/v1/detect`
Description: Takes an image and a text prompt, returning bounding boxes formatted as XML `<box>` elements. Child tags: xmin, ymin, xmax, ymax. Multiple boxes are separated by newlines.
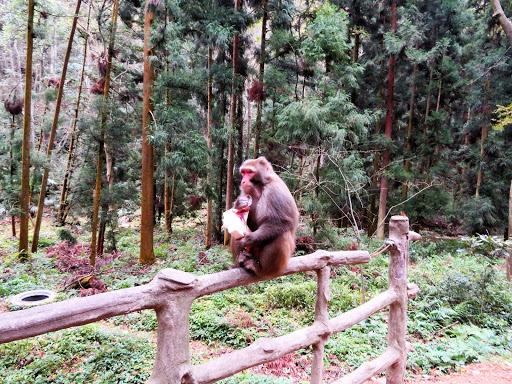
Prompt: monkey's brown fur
<box><xmin>231</xmin><ymin>157</ymin><xmax>299</xmax><ymax>278</ymax></box>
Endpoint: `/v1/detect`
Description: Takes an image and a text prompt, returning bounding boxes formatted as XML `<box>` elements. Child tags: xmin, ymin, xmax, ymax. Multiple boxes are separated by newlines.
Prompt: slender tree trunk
<box><xmin>224</xmin><ymin>0</ymin><xmax>241</xmax><ymax>245</ymax></box>
<box><xmin>18</xmin><ymin>0</ymin><xmax>35</xmax><ymax>257</ymax></box>
<box><xmin>215</xmin><ymin>141</ymin><xmax>226</xmax><ymax>242</ymax></box>
<box><xmin>58</xmin><ymin>6</ymin><xmax>91</xmax><ymax>225</ymax></box>
<box><xmin>509</xmin><ymin>179</ymin><xmax>512</xmax><ymax>240</ymax></box>
<box><xmin>10</xmin><ymin>121</ymin><xmax>16</xmax><ymax>237</ymax></box>
<box><xmin>246</xmin><ymin>89</ymin><xmax>251</xmax><ymax>154</ymax></box>
<box><xmin>376</xmin><ymin>0</ymin><xmax>397</xmax><ymax>240</ymax></box>
<box><xmin>31</xmin><ymin>0</ymin><xmax>82</xmax><ymax>253</ymax></box>
<box><xmin>205</xmin><ymin>47</ymin><xmax>214</xmax><ymax>249</ymax></box>
<box><xmin>436</xmin><ymin>75</ymin><xmax>442</xmax><ymax>112</ymax></box>
<box><xmin>165</xmin><ymin>170</ymin><xmax>175</xmax><ymax>234</ymax></box>
<box><xmin>475</xmin><ymin>125</ymin><xmax>488</xmax><ymax>198</ymax></box>
<box><xmin>90</xmin><ymin>0</ymin><xmax>119</xmax><ymax>266</ymax></box>
<box><xmin>401</xmin><ymin>61</ymin><xmax>417</xmax><ymax>200</ymax></box>
<box><xmin>164</xmin><ymin>143</ymin><xmax>172</xmax><ymax>233</ymax></box>
<box><xmin>253</xmin><ymin>0</ymin><xmax>267</xmax><ymax>157</ymax></box>
<box><xmin>367</xmin><ymin>53</ymin><xmax>386</xmax><ymax>237</ymax></box>
<box><xmin>235</xmin><ymin>92</ymin><xmax>244</xmax><ymax>171</ymax></box>
<box><xmin>140</xmin><ymin>1</ymin><xmax>156</xmax><ymax>264</ymax></box>
<box><xmin>424</xmin><ymin>68</ymin><xmax>434</xmax><ymax>125</ymax></box>
<box><xmin>312</xmin><ymin>153</ymin><xmax>322</xmax><ymax>240</ymax></box>
<box><xmin>507</xmin><ymin>180</ymin><xmax>512</xmax><ymax>282</ymax></box>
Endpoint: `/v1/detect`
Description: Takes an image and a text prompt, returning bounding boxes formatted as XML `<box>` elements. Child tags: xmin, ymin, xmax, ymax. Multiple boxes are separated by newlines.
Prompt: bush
<box><xmin>58</xmin><ymin>228</ymin><xmax>77</xmax><ymax>245</ymax></box>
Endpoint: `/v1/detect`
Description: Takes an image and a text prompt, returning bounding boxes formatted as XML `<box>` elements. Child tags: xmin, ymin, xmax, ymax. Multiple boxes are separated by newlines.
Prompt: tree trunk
<box><xmin>215</xmin><ymin>142</ymin><xmax>226</xmax><ymax>242</ymax></box>
<box><xmin>490</xmin><ymin>0</ymin><xmax>512</xmax><ymax>46</ymax></box>
<box><xmin>367</xmin><ymin>53</ymin><xmax>386</xmax><ymax>237</ymax></box>
<box><xmin>424</xmin><ymin>67</ymin><xmax>434</xmax><ymax>125</ymax></box>
<box><xmin>57</xmin><ymin>5</ymin><xmax>91</xmax><ymax>225</ymax></box>
<box><xmin>312</xmin><ymin>153</ymin><xmax>321</xmax><ymax>240</ymax></box>
<box><xmin>401</xmin><ymin>61</ymin><xmax>417</xmax><ymax>200</ymax></box>
<box><xmin>507</xmin><ymin>180</ymin><xmax>512</xmax><ymax>282</ymax></box>
<box><xmin>253</xmin><ymin>0</ymin><xmax>267</xmax><ymax>157</ymax></box>
<box><xmin>246</xmin><ymin>89</ymin><xmax>251</xmax><ymax>154</ymax></box>
<box><xmin>475</xmin><ymin>124</ymin><xmax>488</xmax><ymax>198</ymax></box>
<box><xmin>205</xmin><ymin>46</ymin><xmax>214</xmax><ymax>249</ymax></box>
<box><xmin>90</xmin><ymin>0</ymin><xmax>119</xmax><ymax>266</ymax></box>
<box><xmin>376</xmin><ymin>0</ymin><xmax>397</xmax><ymax>240</ymax></box>
<box><xmin>31</xmin><ymin>0</ymin><xmax>82</xmax><ymax>253</ymax></box>
<box><xmin>224</xmin><ymin>0</ymin><xmax>241</xmax><ymax>245</ymax></box>
<box><xmin>236</xmin><ymin>92</ymin><xmax>244</xmax><ymax>172</ymax></box>
<box><xmin>140</xmin><ymin>1</ymin><xmax>156</xmax><ymax>264</ymax></box>
<box><xmin>18</xmin><ymin>0</ymin><xmax>35</xmax><ymax>257</ymax></box>
<box><xmin>10</xmin><ymin>121</ymin><xmax>16</xmax><ymax>238</ymax></box>
<box><xmin>165</xmin><ymin>172</ymin><xmax>175</xmax><ymax>234</ymax></box>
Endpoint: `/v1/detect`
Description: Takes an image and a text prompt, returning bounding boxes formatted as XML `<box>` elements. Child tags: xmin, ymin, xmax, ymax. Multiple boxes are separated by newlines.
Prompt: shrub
<box><xmin>58</xmin><ymin>228</ymin><xmax>77</xmax><ymax>245</ymax></box>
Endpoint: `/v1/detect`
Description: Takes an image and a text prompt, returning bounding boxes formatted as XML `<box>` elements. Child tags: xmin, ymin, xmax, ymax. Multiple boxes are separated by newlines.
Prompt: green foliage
<box><xmin>326</xmin><ymin>315</ymin><xmax>388</xmax><ymax>365</ymax></box>
<box><xmin>493</xmin><ymin>102</ymin><xmax>512</xmax><ymax>131</ymax></box>
<box><xmin>265</xmin><ymin>281</ymin><xmax>316</xmax><ymax>309</ymax></box>
<box><xmin>409</xmin><ymin>325</ymin><xmax>508</xmax><ymax>373</ymax></box>
<box><xmin>460</xmin><ymin>197</ymin><xmax>500</xmax><ymax>235</ymax></box>
<box><xmin>57</xmin><ymin>228</ymin><xmax>77</xmax><ymax>245</ymax></box>
<box><xmin>462</xmin><ymin>234</ymin><xmax>511</xmax><ymax>258</ymax></box>
<box><xmin>0</xmin><ymin>325</ymin><xmax>155</xmax><ymax>383</ymax></box>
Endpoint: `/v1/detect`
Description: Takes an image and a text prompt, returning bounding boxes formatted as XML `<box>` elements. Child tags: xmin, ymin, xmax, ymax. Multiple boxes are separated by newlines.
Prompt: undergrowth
<box><xmin>1</xmin><ymin>224</ymin><xmax>512</xmax><ymax>383</ymax></box>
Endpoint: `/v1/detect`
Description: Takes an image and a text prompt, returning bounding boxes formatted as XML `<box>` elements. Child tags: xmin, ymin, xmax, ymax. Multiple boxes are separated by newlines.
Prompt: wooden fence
<box><xmin>0</xmin><ymin>215</ymin><xmax>420</xmax><ymax>383</ymax></box>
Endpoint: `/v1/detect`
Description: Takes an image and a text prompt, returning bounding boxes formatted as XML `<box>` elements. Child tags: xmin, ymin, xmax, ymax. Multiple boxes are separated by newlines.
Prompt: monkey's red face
<box><xmin>240</xmin><ymin>166</ymin><xmax>256</xmax><ymax>195</ymax></box>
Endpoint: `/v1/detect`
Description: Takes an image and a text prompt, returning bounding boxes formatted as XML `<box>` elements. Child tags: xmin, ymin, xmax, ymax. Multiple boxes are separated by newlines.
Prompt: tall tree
<box><xmin>57</xmin><ymin>5</ymin><xmax>91</xmax><ymax>225</ymax></box>
<box><xmin>18</xmin><ymin>0</ymin><xmax>35</xmax><ymax>257</ymax></box>
<box><xmin>224</xmin><ymin>0</ymin><xmax>242</xmax><ymax>245</ymax></box>
<box><xmin>253</xmin><ymin>0</ymin><xmax>268</xmax><ymax>157</ymax></box>
<box><xmin>31</xmin><ymin>0</ymin><xmax>82</xmax><ymax>252</ymax></box>
<box><xmin>376</xmin><ymin>0</ymin><xmax>397</xmax><ymax>239</ymax></box>
<box><xmin>205</xmin><ymin>46</ymin><xmax>214</xmax><ymax>249</ymax></box>
<box><xmin>140</xmin><ymin>0</ymin><xmax>157</xmax><ymax>264</ymax></box>
<box><xmin>90</xmin><ymin>0</ymin><xmax>119</xmax><ymax>266</ymax></box>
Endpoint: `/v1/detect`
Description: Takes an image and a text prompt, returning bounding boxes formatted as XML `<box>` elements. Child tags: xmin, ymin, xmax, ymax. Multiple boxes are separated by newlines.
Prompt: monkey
<box><xmin>90</xmin><ymin>78</ymin><xmax>106</xmax><ymax>95</ymax></box>
<box><xmin>231</xmin><ymin>157</ymin><xmax>299</xmax><ymax>278</ymax></box>
<box><xmin>3</xmin><ymin>98</ymin><xmax>23</xmax><ymax>116</ymax></box>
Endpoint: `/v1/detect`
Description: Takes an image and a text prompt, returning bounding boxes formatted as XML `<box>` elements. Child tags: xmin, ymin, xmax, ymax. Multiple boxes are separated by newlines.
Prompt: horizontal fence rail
<box><xmin>0</xmin><ymin>215</ymin><xmax>419</xmax><ymax>384</ymax></box>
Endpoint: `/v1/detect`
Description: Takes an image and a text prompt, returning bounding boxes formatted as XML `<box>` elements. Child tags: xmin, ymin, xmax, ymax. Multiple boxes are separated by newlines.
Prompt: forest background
<box><xmin>1</xmin><ymin>0</ymin><xmax>512</xmax><ymax>382</ymax></box>
<box><xmin>1</xmin><ymin>0</ymin><xmax>512</xmax><ymax>257</ymax></box>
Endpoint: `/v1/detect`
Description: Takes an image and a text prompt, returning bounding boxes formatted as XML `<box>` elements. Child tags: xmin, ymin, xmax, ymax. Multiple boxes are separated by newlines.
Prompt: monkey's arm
<box><xmin>237</xmin><ymin>221</ymin><xmax>290</xmax><ymax>248</ymax></box>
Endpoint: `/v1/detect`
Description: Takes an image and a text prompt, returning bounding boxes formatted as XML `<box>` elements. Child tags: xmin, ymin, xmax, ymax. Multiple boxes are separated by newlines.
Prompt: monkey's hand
<box><xmin>237</xmin><ymin>232</ymin><xmax>254</xmax><ymax>249</ymax></box>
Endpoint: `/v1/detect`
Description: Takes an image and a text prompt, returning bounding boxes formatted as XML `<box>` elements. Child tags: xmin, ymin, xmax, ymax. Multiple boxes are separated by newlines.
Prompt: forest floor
<box><xmin>1</xmin><ymin>214</ymin><xmax>511</xmax><ymax>383</ymax></box>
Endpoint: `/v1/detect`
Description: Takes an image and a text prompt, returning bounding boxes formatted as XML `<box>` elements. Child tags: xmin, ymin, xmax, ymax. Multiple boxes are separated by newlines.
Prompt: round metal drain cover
<box><xmin>10</xmin><ymin>289</ymin><xmax>57</xmax><ymax>307</ymax></box>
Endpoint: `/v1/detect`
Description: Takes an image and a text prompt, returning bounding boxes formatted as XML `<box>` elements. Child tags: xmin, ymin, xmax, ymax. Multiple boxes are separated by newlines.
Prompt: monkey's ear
<box><xmin>257</xmin><ymin>156</ymin><xmax>273</xmax><ymax>173</ymax></box>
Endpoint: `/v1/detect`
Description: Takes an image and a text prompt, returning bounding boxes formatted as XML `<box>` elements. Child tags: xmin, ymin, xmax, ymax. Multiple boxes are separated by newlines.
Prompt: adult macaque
<box><xmin>231</xmin><ymin>157</ymin><xmax>299</xmax><ymax>278</ymax></box>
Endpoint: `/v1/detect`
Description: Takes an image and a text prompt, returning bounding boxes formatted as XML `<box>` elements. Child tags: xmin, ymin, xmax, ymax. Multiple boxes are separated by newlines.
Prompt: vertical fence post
<box><xmin>148</xmin><ymin>300</ymin><xmax>195</xmax><ymax>384</ymax></box>
<box><xmin>311</xmin><ymin>266</ymin><xmax>331</xmax><ymax>384</ymax></box>
<box><xmin>386</xmin><ymin>215</ymin><xmax>410</xmax><ymax>384</ymax></box>
<box><xmin>147</xmin><ymin>270</ymin><xmax>197</xmax><ymax>384</ymax></box>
